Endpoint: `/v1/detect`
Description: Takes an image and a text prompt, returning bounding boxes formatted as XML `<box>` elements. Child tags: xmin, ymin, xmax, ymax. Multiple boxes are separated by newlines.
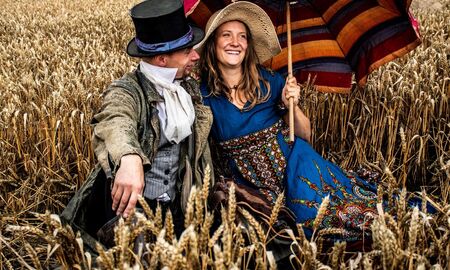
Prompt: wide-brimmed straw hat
<box><xmin>195</xmin><ymin>1</ymin><xmax>281</xmax><ymax>63</ymax></box>
<box><xmin>127</xmin><ymin>0</ymin><xmax>204</xmax><ymax>57</ymax></box>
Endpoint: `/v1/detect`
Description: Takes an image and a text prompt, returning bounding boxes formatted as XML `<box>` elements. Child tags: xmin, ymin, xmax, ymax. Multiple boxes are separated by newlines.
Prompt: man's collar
<box><xmin>134</xmin><ymin>69</ymin><xmax>164</xmax><ymax>103</ymax></box>
<box><xmin>139</xmin><ymin>60</ymin><xmax>178</xmax><ymax>84</ymax></box>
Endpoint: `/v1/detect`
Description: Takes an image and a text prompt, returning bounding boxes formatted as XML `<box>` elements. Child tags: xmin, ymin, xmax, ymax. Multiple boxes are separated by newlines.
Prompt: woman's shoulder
<box><xmin>258</xmin><ymin>65</ymin><xmax>284</xmax><ymax>82</ymax></box>
<box><xmin>198</xmin><ymin>79</ymin><xmax>214</xmax><ymax>106</ymax></box>
<box><xmin>199</xmin><ymin>78</ymin><xmax>209</xmax><ymax>96</ymax></box>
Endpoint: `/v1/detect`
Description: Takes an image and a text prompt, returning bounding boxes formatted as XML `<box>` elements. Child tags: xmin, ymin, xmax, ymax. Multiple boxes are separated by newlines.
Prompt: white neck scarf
<box><xmin>140</xmin><ymin>62</ymin><xmax>195</xmax><ymax>144</ymax></box>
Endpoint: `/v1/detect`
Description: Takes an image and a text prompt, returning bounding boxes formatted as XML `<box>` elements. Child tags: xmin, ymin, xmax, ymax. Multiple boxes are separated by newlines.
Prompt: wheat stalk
<box><xmin>268</xmin><ymin>192</ymin><xmax>284</xmax><ymax>228</ymax></box>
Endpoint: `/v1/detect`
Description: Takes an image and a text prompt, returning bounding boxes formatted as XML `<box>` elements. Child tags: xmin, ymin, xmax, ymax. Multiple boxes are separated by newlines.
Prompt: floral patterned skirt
<box><xmin>218</xmin><ymin>119</ymin><xmax>381</xmax><ymax>241</ymax></box>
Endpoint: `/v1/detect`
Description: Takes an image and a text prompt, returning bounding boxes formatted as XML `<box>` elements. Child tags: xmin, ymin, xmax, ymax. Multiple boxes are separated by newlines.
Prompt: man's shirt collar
<box><xmin>139</xmin><ymin>60</ymin><xmax>178</xmax><ymax>84</ymax></box>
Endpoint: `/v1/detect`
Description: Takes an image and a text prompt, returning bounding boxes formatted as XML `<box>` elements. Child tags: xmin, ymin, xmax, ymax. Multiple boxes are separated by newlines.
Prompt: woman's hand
<box><xmin>281</xmin><ymin>76</ymin><xmax>312</xmax><ymax>142</ymax></box>
<box><xmin>281</xmin><ymin>76</ymin><xmax>300</xmax><ymax>107</ymax></box>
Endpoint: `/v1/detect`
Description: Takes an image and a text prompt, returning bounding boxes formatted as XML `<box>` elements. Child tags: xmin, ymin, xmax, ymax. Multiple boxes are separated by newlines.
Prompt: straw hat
<box><xmin>195</xmin><ymin>1</ymin><xmax>281</xmax><ymax>63</ymax></box>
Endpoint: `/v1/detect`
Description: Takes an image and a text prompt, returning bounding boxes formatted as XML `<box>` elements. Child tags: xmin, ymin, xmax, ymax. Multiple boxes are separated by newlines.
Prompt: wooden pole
<box><xmin>286</xmin><ymin>1</ymin><xmax>294</xmax><ymax>142</ymax></box>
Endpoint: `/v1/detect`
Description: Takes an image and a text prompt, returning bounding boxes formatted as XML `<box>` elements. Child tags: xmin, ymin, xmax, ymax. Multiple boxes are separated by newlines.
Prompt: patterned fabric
<box><xmin>201</xmin><ymin>67</ymin><xmax>380</xmax><ymax>240</ymax></box>
<box><xmin>186</xmin><ymin>0</ymin><xmax>421</xmax><ymax>93</ymax></box>
<box><xmin>290</xmin><ymin>160</ymin><xmax>378</xmax><ymax>240</ymax></box>
<box><xmin>219</xmin><ymin>119</ymin><xmax>288</xmax><ymax>203</ymax></box>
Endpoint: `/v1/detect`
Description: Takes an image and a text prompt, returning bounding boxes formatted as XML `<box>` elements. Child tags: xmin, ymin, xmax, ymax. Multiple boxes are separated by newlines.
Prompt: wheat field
<box><xmin>0</xmin><ymin>0</ymin><xmax>449</xmax><ymax>269</ymax></box>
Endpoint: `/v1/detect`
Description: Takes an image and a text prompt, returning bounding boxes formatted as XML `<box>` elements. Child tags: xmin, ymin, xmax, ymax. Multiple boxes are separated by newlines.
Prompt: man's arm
<box><xmin>111</xmin><ymin>154</ymin><xmax>144</xmax><ymax>218</ymax></box>
<box><xmin>92</xmin><ymin>86</ymin><xmax>150</xmax><ymax>218</ymax></box>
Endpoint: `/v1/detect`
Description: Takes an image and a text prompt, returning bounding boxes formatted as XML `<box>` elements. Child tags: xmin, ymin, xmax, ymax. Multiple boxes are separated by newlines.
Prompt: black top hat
<box><xmin>127</xmin><ymin>0</ymin><xmax>204</xmax><ymax>57</ymax></box>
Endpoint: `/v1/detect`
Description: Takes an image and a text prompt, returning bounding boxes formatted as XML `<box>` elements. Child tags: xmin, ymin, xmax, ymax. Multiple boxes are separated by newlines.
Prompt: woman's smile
<box><xmin>215</xmin><ymin>21</ymin><xmax>248</xmax><ymax>69</ymax></box>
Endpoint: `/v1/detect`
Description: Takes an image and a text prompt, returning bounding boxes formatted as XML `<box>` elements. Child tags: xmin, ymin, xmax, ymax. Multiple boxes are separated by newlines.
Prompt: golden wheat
<box><xmin>0</xmin><ymin>0</ymin><xmax>449</xmax><ymax>269</ymax></box>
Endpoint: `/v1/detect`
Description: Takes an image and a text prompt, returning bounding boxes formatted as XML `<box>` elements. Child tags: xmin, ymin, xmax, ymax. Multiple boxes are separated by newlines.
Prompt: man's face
<box><xmin>165</xmin><ymin>47</ymin><xmax>200</xmax><ymax>79</ymax></box>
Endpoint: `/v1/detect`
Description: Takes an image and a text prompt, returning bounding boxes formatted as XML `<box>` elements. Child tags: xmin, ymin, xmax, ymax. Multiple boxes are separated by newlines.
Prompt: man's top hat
<box><xmin>127</xmin><ymin>0</ymin><xmax>204</xmax><ymax>57</ymax></box>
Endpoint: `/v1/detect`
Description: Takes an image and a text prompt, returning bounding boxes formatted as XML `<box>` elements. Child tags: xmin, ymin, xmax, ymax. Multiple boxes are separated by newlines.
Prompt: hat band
<box><xmin>135</xmin><ymin>26</ymin><xmax>193</xmax><ymax>53</ymax></box>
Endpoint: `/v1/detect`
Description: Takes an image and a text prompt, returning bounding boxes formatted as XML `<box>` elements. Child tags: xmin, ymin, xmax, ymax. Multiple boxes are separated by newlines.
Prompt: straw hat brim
<box><xmin>127</xmin><ymin>25</ymin><xmax>204</xmax><ymax>57</ymax></box>
<box><xmin>195</xmin><ymin>1</ymin><xmax>281</xmax><ymax>64</ymax></box>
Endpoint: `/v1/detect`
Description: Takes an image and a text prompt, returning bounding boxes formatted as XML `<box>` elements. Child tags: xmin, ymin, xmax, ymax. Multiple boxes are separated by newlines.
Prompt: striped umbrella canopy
<box><xmin>184</xmin><ymin>0</ymin><xmax>421</xmax><ymax>93</ymax></box>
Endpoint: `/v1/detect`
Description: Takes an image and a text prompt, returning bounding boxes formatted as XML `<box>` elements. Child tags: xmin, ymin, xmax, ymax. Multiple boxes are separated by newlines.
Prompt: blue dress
<box><xmin>201</xmin><ymin>67</ymin><xmax>379</xmax><ymax>240</ymax></box>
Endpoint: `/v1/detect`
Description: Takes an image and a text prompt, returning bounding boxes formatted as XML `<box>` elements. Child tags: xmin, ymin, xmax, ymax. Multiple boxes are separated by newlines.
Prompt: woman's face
<box><xmin>214</xmin><ymin>20</ymin><xmax>248</xmax><ymax>70</ymax></box>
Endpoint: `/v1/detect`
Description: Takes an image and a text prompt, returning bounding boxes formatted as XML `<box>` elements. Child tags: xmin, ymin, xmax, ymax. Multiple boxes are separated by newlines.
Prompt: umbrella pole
<box><xmin>286</xmin><ymin>1</ymin><xmax>294</xmax><ymax>142</ymax></box>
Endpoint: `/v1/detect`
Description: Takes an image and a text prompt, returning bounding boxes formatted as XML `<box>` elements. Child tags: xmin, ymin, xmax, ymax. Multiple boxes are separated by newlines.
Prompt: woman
<box><xmin>196</xmin><ymin>1</ymin><xmax>380</xmax><ymax>240</ymax></box>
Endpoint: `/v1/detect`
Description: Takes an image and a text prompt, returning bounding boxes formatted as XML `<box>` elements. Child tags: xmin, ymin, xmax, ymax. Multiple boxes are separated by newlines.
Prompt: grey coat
<box><xmin>61</xmin><ymin>69</ymin><xmax>214</xmax><ymax>249</ymax></box>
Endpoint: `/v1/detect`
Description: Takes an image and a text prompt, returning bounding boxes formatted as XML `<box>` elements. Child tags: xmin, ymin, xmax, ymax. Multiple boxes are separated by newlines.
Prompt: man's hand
<box><xmin>111</xmin><ymin>154</ymin><xmax>144</xmax><ymax>218</ymax></box>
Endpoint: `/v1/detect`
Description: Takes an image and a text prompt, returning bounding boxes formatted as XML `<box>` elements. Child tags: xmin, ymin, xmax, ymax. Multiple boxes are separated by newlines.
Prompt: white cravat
<box><xmin>140</xmin><ymin>61</ymin><xmax>195</xmax><ymax>144</ymax></box>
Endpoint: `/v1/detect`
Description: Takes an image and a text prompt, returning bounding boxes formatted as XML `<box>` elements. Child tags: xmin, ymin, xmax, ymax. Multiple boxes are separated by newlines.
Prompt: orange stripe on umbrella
<box><xmin>270</xmin><ymin>40</ymin><xmax>344</xmax><ymax>69</ymax></box>
<box><xmin>337</xmin><ymin>6</ymin><xmax>399</xmax><ymax>54</ymax></box>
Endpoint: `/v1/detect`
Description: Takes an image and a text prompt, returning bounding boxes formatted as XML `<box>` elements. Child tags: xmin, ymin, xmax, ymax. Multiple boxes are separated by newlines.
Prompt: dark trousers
<box><xmin>95</xmin><ymin>196</ymin><xmax>185</xmax><ymax>248</ymax></box>
<box><xmin>143</xmin><ymin>196</ymin><xmax>185</xmax><ymax>238</ymax></box>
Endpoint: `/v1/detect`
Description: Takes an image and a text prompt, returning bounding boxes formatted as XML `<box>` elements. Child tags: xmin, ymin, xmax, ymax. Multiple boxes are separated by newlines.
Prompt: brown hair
<box><xmin>199</xmin><ymin>21</ymin><xmax>270</xmax><ymax>111</ymax></box>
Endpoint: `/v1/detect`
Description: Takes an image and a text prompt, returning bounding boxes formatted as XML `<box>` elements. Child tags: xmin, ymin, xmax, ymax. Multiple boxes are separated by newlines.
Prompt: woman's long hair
<box><xmin>199</xmin><ymin>21</ymin><xmax>270</xmax><ymax>111</ymax></box>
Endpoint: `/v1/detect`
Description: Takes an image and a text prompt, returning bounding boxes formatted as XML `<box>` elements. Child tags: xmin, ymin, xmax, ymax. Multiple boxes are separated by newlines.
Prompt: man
<box><xmin>61</xmin><ymin>0</ymin><xmax>214</xmax><ymax>247</ymax></box>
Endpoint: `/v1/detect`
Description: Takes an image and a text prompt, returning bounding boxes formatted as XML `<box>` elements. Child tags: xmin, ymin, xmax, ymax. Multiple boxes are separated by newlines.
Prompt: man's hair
<box><xmin>142</xmin><ymin>47</ymin><xmax>192</xmax><ymax>63</ymax></box>
<box><xmin>199</xmin><ymin>22</ymin><xmax>270</xmax><ymax>111</ymax></box>
<box><xmin>142</xmin><ymin>55</ymin><xmax>158</xmax><ymax>63</ymax></box>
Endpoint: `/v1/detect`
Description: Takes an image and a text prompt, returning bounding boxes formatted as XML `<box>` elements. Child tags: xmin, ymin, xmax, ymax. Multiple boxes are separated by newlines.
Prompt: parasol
<box><xmin>185</xmin><ymin>0</ymin><xmax>421</xmax><ymax>141</ymax></box>
<box><xmin>185</xmin><ymin>0</ymin><xmax>421</xmax><ymax>93</ymax></box>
